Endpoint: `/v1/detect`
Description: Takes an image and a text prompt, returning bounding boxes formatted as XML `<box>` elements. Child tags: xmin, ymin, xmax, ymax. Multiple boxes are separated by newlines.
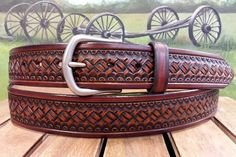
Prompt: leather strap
<box><xmin>8</xmin><ymin>41</ymin><xmax>234</xmax><ymax>137</ymax></box>
<box><xmin>9</xmin><ymin>87</ymin><xmax>218</xmax><ymax>138</ymax></box>
<box><xmin>9</xmin><ymin>42</ymin><xmax>234</xmax><ymax>90</ymax></box>
<box><xmin>148</xmin><ymin>42</ymin><xmax>169</xmax><ymax>93</ymax></box>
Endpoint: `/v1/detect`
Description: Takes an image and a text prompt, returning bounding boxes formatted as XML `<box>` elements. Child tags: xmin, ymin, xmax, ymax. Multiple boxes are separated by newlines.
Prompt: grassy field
<box><xmin>0</xmin><ymin>13</ymin><xmax>236</xmax><ymax>100</ymax></box>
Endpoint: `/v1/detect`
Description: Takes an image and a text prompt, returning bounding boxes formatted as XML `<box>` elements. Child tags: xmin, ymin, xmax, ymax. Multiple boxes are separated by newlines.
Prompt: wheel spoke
<box><xmin>166</xmin><ymin>13</ymin><xmax>175</xmax><ymax>22</ymax></box>
<box><xmin>157</xmin><ymin>12</ymin><xmax>164</xmax><ymax>22</ymax></box>
<box><xmin>151</xmin><ymin>24</ymin><xmax>161</xmax><ymax>27</ymax></box>
<box><xmin>193</xmin><ymin>23</ymin><xmax>201</xmax><ymax>28</ymax></box>
<box><xmin>154</xmin><ymin>14</ymin><xmax>162</xmax><ymax>23</ymax></box>
<box><xmin>165</xmin><ymin>10</ymin><xmax>171</xmax><ymax>22</ymax></box>
<box><xmin>41</xmin><ymin>28</ymin><xmax>45</xmax><ymax>40</ymax></box>
<box><xmin>108</xmin><ymin>21</ymin><xmax>119</xmax><ymax>31</ymax></box>
<box><xmin>193</xmin><ymin>28</ymin><xmax>201</xmax><ymax>32</ymax></box>
<box><xmin>64</xmin><ymin>24</ymin><xmax>73</xmax><ymax>30</ymax></box>
<box><xmin>208</xmin><ymin>32</ymin><xmax>217</xmax><ymax>40</ymax></box>
<box><xmin>211</xmin><ymin>25</ymin><xmax>220</xmax><ymax>28</ymax></box>
<box><xmin>211</xmin><ymin>29</ymin><xmax>220</xmax><ymax>33</ymax></box>
<box><xmin>107</xmin><ymin>17</ymin><xmax>114</xmax><ymax>30</ymax></box>
<box><xmin>95</xmin><ymin>19</ymin><xmax>104</xmax><ymax>32</ymax></box>
<box><xmin>45</xmin><ymin>28</ymin><xmax>49</xmax><ymax>41</ymax></box>
<box><xmin>207</xmin><ymin>34</ymin><xmax>214</xmax><ymax>43</ymax></box>
<box><xmin>69</xmin><ymin>14</ymin><xmax>75</xmax><ymax>27</ymax></box>
<box><xmin>209</xmin><ymin>20</ymin><xmax>219</xmax><ymax>26</ymax></box>
<box><xmin>46</xmin><ymin>7</ymin><xmax>55</xmax><ymax>19</ymax></box>
<box><xmin>206</xmin><ymin>10</ymin><xmax>214</xmax><ymax>24</ymax></box>
<box><xmin>32</xmin><ymin>26</ymin><xmax>41</xmax><ymax>38</ymax></box>
<box><xmin>197</xmin><ymin>14</ymin><xmax>204</xmax><ymax>24</ymax></box>
<box><xmin>151</xmin><ymin>19</ymin><xmax>161</xmax><ymax>24</ymax></box>
<box><xmin>33</xmin><ymin>9</ymin><xmax>42</xmax><ymax>20</ymax></box>
<box><xmin>166</xmin><ymin>32</ymin><xmax>172</xmax><ymax>39</ymax></box>
<box><xmin>61</xmin><ymin>30</ymin><xmax>72</xmax><ymax>35</ymax></box>
<box><xmin>49</xmin><ymin>24</ymin><xmax>57</xmax><ymax>30</ymax></box>
<box><xmin>196</xmin><ymin>32</ymin><xmax>204</xmax><ymax>42</ymax></box>
<box><xmin>11</xmin><ymin>25</ymin><xmax>21</xmax><ymax>35</ymax></box>
<box><xmin>28</xmin><ymin>24</ymin><xmax>40</xmax><ymax>34</ymax></box>
<box><xmin>100</xmin><ymin>16</ymin><xmax>105</xmax><ymax>30</ymax></box>
<box><xmin>75</xmin><ymin>14</ymin><xmax>80</xmax><ymax>27</ymax></box>
<box><xmin>48</xmin><ymin>14</ymin><xmax>61</xmax><ymax>21</ymax></box>
<box><xmin>63</xmin><ymin>32</ymin><xmax>73</xmax><ymax>41</ymax></box>
<box><xmin>195</xmin><ymin>17</ymin><xmax>202</xmax><ymax>26</ymax></box>
<box><xmin>65</xmin><ymin>18</ymin><xmax>74</xmax><ymax>29</ymax></box>
<box><xmin>47</xmin><ymin>27</ymin><xmax>57</xmax><ymax>39</ymax></box>
<box><xmin>28</xmin><ymin>14</ymin><xmax>41</xmax><ymax>22</ymax></box>
<box><xmin>194</xmin><ymin>30</ymin><xmax>202</xmax><ymax>38</ymax></box>
<box><xmin>10</xmin><ymin>13</ymin><xmax>21</xmax><ymax>21</ymax></box>
<box><xmin>106</xmin><ymin>15</ymin><xmax>109</xmax><ymax>30</ymax></box>
<box><xmin>8</xmin><ymin>24</ymin><xmax>20</xmax><ymax>31</ymax></box>
<box><xmin>110</xmin><ymin>27</ymin><xmax>121</xmax><ymax>34</ymax></box>
<box><xmin>7</xmin><ymin>20</ymin><xmax>20</xmax><ymax>23</ymax></box>
<box><xmin>92</xmin><ymin>25</ymin><xmax>102</xmax><ymax>33</ymax></box>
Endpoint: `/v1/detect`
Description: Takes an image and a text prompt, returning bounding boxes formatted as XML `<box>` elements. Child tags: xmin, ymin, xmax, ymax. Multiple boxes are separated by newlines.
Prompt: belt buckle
<box><xmin>62</xmin><ymin>35</ymin><xmax>122</xmax><ymax>96</ymax></box>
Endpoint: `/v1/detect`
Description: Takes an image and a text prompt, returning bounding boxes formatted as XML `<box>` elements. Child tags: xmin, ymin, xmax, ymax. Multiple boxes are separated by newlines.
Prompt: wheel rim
<box><xmin>189</xmin><ymin>6</ymin><xmax>221</xmax><ymax>47</ymax></box>
<box><xmin>85</xmin><ymin>13</ymin><xmax>125</xmax><ymax>41</ymax></box>
<box><xmin>4</xmin><ymin>3</ymin><xmax>30</xmax><ymax>38</ymax></box>
<box><xmin>23</xmin><ymin>1</ymin><xmax>63</xmax><ymax>43</ymax></box>
<box><xmin>147</xmin><ymin>6</ymin><xmax>179</xmax><ymax>42</ymax></box>
<box><xmin>57</xmin><ymin>13</ymin><xmax>89</xmax><ymax>43</ymax></box>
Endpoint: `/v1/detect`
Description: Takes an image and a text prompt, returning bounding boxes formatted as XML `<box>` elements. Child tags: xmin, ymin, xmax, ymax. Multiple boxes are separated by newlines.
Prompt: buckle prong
<box><xmin>69</xmin><ymin>62</ymin><xmax>86</xmax><ymax>68</ymax></box>
<box><xmin>62</xmin><ymin>35</ymin><xmax>122</xmax><ymax>96</ymax></box>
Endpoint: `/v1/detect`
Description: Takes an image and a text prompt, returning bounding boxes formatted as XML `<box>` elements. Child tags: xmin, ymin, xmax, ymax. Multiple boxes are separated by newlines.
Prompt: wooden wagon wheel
<box><xmin>147</xmin><ymin>6</ymin><xmax>179</xmax><ymax>42</ymax></box>
<box><xmin>85</xmin><ymin>13</ymin><xmax>125</xmax><ymax>41</ymax></box>
<box><xmin>189</xmin><ymin>6</ymin><xmax>222</xmax><ymax>47</ymax></box>
<box><xmin>4</xmin><ymin>3</ymin><xmax>30</xmax><ymax>38</ymax></box>
<box><xmin>57</xmin><ymin>13</ymin><xmax>89</xmax><ymax>43</ymax></box>
<box><xmin>23</xmin><ymin>1</ymin><xmax>63</xmax><ymax>43</ymax></box>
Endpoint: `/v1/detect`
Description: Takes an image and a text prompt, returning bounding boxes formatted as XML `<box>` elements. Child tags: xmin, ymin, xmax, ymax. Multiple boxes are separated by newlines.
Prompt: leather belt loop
<box><xmin>148</xmin><ymin>42</ymin><xmax>169</xmax><ymax>93</ymax></box>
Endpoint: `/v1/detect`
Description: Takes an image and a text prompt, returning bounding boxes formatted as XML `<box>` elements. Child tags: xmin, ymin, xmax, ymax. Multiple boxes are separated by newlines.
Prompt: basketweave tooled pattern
<box><xmin>9</xmin><ymin>49</ymin><xmax>233</xmax><ymax>84</ymax></box>
<box><xmin>9</xmin><ymin>90</ymin><xmax>218</xmax><ymax>133</ymax></box>
<box><xmin>9</xmin><ymin>49</ymin><xmax>154</xmax><ymax>82</ymax></box>
<box><xmin>168</xmin><ymin>54</ymin><xmax>233</xmax><ymax>84</ymax></box>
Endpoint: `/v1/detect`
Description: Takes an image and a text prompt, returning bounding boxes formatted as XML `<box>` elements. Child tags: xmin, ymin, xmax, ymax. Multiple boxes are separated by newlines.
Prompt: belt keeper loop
<box><xmin>148</xmin><ymin>42</ymin><xmax>169</xmax><ymax>93</ymax></box>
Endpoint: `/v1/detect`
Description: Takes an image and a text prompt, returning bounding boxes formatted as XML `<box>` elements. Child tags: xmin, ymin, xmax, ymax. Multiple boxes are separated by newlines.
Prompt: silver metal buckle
<box><xmin>62</xmin><ymin>35</ymin><xmax>122</xmax><ymax>96</ymax></box>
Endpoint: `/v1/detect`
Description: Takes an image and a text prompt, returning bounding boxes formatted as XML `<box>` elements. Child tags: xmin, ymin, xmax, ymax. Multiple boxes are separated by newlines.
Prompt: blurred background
<box><xmin>0</xmin><ymin>0</ymin><xmax>235</xmax><ymax>100</ymax></box>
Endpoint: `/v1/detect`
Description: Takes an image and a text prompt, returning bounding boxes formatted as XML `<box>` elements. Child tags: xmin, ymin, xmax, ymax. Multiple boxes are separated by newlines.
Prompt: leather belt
<box><xmin>8</xmin><ymin>35</ymin><xmax>234</xmax><ymax>137</ymax></box>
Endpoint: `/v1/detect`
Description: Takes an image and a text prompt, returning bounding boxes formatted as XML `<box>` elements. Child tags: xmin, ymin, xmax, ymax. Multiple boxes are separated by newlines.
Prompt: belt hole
<box><xmin>22</xmin><ymin>61</ymin><xmax>26</xmax><ymax>67</ymax></box>
<box><xmin>35</xmin><ymin>61</ymin><xmax>42</xmax><ymax>67</ymax></box>
<box><xmin>135</xmin><ymin>63</ymin><xmax>142</xmax><ymax>69</ymax></box>
<box><xmin>107</xmin><ymin>62</ymin><xmax>115</xmax><ymax>67</ymax></box>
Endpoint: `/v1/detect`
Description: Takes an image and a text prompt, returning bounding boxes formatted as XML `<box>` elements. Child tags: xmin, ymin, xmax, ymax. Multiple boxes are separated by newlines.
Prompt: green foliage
<box><xmin>1</xmin><ymin>0</ymin><xmax>236</xmax><ymax>13</ymax></box>
<box><xmin>55</xmin><ymin>0</ymin><xmax>236</xmax><ymax>13</ymax></box>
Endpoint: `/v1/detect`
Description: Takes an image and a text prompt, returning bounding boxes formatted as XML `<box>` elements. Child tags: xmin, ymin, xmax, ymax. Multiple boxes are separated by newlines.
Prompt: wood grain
<box><xmin>0</xmin><ymin>122</ymin><xmax>44</xmax><ymax>157</ymax></box>
<box><xmin>30</xmin><ymin>135</ymin><xmax>103</xmax><ymax>157</ymax></box>
<box><xmin>171</xmin><ymin>120</ymin><xmax>236</xmax><ymax>157</ymax></box>
<box><xmin>0</xmin><ymin>100</ymin><xmax>10</xmax><ymax>124</ymax></box>
<box><xmin>215</xmin><ymin>97</ymin><xmax>236</xmax><ymax>137</ymax></box>
<box><xmin>104</xmin><ymin>135</ymin><xmax>169</xmax><ymax>157</ymax></box>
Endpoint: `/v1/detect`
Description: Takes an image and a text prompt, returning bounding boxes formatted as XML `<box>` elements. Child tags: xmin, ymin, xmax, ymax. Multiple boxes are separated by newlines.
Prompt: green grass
<box><xmin>0</xmin><ymin>13</ymin><xmax>236</xmax><ymax>100</ymax></box>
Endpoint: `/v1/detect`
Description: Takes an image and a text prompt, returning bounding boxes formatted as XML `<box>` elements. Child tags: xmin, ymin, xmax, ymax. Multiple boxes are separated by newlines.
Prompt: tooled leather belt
<box><xmin>8</xmin><ymin>35</ymin><xmax>234</xmax><ymax>137</ymax></box>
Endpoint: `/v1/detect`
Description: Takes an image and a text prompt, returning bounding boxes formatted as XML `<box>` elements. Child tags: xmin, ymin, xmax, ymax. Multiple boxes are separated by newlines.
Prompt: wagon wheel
<box><xmin>57</xmin><ymin>13</ymin><xmax>89</xmax><ymax>43</ymax></box>
<box><xmin>189</xmin><ymin>6</ymin><xmax>221</xmax><ymax>47</ymax></box>
<box><xmin>23</xmin><ymin>1</ymin><xmax>63</xmax><ymax>43</ymax></box>
<box><xmin>85</xmin><ymin>13</ymin><xmax>125</xmax><ymax>41</ymax></box>
<box><xmin>147</xmin><ymin>6</ymin><xmax>179</xmax><ymax>42</ymax></box>
<box><xmin>4</xmin><ymin>3</ymin><xmax>30</xmax><ymax>38</ymax></box>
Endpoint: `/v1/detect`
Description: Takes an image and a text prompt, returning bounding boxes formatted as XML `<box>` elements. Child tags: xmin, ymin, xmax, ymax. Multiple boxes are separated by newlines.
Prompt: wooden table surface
<box><xmin>0</xmin><ymin>97</ymin><xmax>236</xmax><ymax>157</ymax></box>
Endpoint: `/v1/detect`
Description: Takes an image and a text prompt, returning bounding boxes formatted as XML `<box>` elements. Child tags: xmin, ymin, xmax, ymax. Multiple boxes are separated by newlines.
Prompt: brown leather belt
<box><xmin>8</xmin><ymin>35</ymin><xmax>234</xmax><ymax>137</ymax></box>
